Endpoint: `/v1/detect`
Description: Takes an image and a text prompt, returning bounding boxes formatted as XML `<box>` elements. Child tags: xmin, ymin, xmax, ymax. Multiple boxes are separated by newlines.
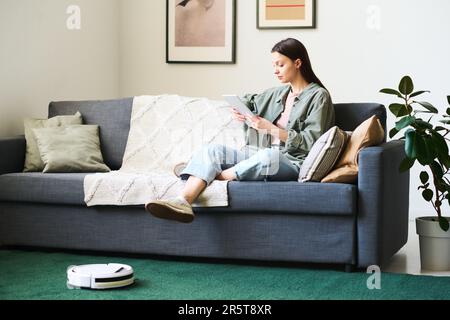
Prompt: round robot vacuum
<box><xmin>67</xmin><ymin>263</ymin><xmax>134</xmax><ymax>290</ymax></box>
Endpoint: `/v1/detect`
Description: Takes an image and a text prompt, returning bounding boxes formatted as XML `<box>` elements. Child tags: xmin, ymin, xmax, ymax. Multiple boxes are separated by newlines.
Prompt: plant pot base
<box><xmin>416</xmin><ymin>217</ymin><xmax>450</xmax><ymax>271</ymax></box>
<box><xmin>418</xmin><ymin>236</ymin><xmax>450</xmax><ymax>271</ymax></box>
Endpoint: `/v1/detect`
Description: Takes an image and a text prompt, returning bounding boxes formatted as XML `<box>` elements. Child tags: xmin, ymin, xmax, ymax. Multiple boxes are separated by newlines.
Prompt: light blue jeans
<box><xmin>180</xmin><ymin>144</ymin><xmax>300</xmax><ymax>186</ymax></box>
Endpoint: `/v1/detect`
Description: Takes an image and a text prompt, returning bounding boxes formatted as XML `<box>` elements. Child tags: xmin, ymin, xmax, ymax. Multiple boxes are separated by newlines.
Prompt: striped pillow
<box><xmin>298</xmin><ymin>126</ymin><xmax>348</xmax><ymax>182</ymax></box>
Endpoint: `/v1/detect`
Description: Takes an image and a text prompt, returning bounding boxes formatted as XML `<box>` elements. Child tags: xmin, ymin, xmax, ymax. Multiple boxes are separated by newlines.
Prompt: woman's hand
<box><xmin>246</xmin><ymin>115</ymin><xmax>288</xmax><ymax>141</ymax></box>
<box><xmin>233</xmin><ymin>110</ymin><xmax>287</xmax><ymax>141</ymax></box>
<box><xmin>246</xmin><ymin>115</ymin><xmax>276</xmax><ymax>132</ymax></box>
<box><xmin>230</xmin><ymin>107</ymin><xmax>247</xmax><ymax>123</ymax></box>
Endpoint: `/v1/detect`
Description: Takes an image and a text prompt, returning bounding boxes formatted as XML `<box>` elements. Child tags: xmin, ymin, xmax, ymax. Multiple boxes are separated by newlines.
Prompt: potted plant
<box><xmin>380</xmin><ymin>75</ymin><xmax>450</xmax><ymax>271</ymax></box>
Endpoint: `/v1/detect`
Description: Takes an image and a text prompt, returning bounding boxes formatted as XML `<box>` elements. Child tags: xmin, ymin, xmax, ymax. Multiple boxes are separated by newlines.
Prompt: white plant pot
<box><xmin>416</xmin><ymin>217</ymin><xmax>450</xmax><ymax>271</ymax></box>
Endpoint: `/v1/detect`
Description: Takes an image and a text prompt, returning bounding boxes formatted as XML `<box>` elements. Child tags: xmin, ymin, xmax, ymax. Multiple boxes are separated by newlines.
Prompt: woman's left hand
<box><xmin>245</xmin><ymin>115</ymin><xmax>276</xmax><ymax>132</ymax></box>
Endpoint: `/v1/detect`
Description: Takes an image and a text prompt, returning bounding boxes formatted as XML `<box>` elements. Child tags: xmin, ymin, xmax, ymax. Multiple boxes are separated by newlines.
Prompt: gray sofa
<box><xmin>0</xmin><ymin>98</ymin><xmax>410</xmax><ymax>271</ymax></box>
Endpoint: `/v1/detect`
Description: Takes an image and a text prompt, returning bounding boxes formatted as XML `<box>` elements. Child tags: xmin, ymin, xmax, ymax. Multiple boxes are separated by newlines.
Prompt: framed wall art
<box><xmin>257</xmin><ymin>0</ymin><xmax>316</xmax><ymax>29</ymax></box>
<box><xmin>166</xmin><ymin>0</ymin><xmax>236</xmax><ymax>64</ymax></box>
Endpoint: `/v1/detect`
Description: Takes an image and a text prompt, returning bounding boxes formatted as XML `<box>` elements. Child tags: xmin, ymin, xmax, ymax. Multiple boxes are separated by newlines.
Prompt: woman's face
<box><xmin>271</xmin><ymin>52</ymin><xmax>301</xmax><ymax>84</ymax></box>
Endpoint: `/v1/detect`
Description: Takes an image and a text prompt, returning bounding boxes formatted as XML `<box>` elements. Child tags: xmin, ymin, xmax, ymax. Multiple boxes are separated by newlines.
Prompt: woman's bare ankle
<box><xmin>217</xmin><ymin>168</ymin><xmax>237</xmax><ymax>181</ymax></box>
<box><xmin>181</xmin><ymin>194</ymin><xmax>194</xmax><ymax>205</ymax></box>
<box><xmin>181</xmin><ymin>176</ymin><xmax>207</xmax><ymax>204</ymax></box>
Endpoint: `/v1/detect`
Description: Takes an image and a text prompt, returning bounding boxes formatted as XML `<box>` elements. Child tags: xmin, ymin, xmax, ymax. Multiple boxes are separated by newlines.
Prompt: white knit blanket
<box><xmin>83</xmin><ymin>95</ymin><xmax>246</xmax><ymax>207</ymax></box>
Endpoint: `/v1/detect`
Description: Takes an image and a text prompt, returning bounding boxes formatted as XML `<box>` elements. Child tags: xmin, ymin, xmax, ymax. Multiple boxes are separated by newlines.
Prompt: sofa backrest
<box><xmin>48</xmin><ymin>98</ymin><xmax>133</xmax><ymax>170</ymax></box>
<box><xmin>334</xmin><ymin>103</ymin><xmax>386</xmax><ymax>141</ymax></box>
<box><xmin>48</xmin><ymin>99</ymin><xmax>386</xmax><ymax>170</ymax></box>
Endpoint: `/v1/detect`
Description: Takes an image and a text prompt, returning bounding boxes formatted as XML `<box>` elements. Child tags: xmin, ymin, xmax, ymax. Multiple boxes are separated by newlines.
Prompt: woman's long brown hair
<box><xmin>272</xmin><ymin>38</ymin><xmax>327</xmax><ymax>90</ymax></box>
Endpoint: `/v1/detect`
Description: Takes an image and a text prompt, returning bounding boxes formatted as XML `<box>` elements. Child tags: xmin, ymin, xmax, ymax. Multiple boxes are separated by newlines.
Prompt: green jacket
<box><xmin>240</xmin><ymin>83</ymin><xmax>335</xmax><ymax>168</ymax></box>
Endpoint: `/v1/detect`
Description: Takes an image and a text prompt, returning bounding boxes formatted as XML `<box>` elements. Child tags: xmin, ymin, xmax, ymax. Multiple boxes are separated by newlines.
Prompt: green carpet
<box><xmin>1</xmin><ymin>249</ymin><xmax>449</xmax><ymax>300</ymax></box>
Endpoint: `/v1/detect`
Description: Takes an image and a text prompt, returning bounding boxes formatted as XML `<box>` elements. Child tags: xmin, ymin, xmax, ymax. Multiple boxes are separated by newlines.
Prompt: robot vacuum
<box><xmin>67</xmin><ymin>263</ymin><xmax>134</xmax><ymax>290</ymax></box>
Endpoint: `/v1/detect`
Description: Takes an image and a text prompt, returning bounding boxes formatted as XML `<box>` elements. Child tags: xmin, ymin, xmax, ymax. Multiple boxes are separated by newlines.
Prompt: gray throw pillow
<box><xmin>33</xmin><ymin>125</ymin><xmax>110</xmax><ymax>173</ymax></box>
<box><xmin>23</xmin><ymin>112</ymin><xmax>83</xmax><ymax>172</ymax></box>
<box><xmin>299</xmin><ymin>126</ymin><xmax>348</xmax><ymax>182</ymax></box>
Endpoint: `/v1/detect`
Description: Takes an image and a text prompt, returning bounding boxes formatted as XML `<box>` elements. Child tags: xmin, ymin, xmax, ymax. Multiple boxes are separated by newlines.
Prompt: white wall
<box><xmin>120</xmin><ymin>0</ymin><xmax>450</xmax><ymax>100</ymax></box>
<box><xmin>0</xmin><ymin>0</ymin><xmax>120</xmax><ymax>137</ymax></box>
<box><xmin>119</xmin><ymin>0</ymin><xmax>450</xmax><ymax>220</ymax></box>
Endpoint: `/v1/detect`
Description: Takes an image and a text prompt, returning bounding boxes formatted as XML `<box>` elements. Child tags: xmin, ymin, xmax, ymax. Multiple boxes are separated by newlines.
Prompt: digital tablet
<box><xmin>223</xmin><ymin>95</ymin><xmax>255</xmax><ymax>117</ymax></box>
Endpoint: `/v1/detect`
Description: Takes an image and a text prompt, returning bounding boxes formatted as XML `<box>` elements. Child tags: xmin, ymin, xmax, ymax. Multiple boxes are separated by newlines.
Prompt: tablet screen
<box><xmin>223</xmin><ymin>95</ymin><xmax>254</xmax><ymax>117</ymax></box>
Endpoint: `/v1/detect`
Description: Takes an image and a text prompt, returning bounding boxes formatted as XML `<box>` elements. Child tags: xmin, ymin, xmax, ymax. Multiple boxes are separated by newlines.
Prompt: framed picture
<box><xmin>166</xmin><ymin>0</ymin><xmax>236</xmax><ymax>64</ymax></box>
<box><xmin>257</xmin><ymin>0</ymin><xmax>316</xmax><ymax>29</ymax></box>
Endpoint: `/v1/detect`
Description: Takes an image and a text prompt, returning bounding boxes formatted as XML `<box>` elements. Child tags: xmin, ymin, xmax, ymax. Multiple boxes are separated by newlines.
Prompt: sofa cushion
<box><xmin>334</xmin><ymin>103</ymin><xmax>386</xmax><ymax>136</ymax></box>
<box><xmin>23</xmin><ymin>112</ymin><xmax>83</xmax><ymax>172</ymax></box>
<box><xmin>34</xmin><ymin>125</ymin><xmax>110</xmax><ymax>173</ymax></box>
<box><xmin>48</xmin><ymin>98</ymin><xmax>133</xmax><ymax>170</ymax></box>
<box><xmin>0</xmin><ymin>174</ymin><xmax>356</xmax><ymax>215</ymax></box>
<box><xmin>0</xmin><ymin>173</ymin><xmax>87</xmax><ymax>205</ymax></box>
<box><xmin>322</xmin><ymin>115</ymin><xmax>385</xmax><ymax>183</ymax></box>
<box><xmin>203</xmin><ymin>181</ymin><xmax>357</xmax><ymax>216</ymax></box>
<box><xmin>298</xmin><ymin>126</ymin><xmax>348</xmax><ymax>182</ymax></box>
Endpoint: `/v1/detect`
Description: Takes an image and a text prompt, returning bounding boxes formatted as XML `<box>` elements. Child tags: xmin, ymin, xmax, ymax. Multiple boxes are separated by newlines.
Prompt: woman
<box><xmin>146</xmin><ymin>38</ymin><xmax>335</xmax><ymax>223</ymax></box>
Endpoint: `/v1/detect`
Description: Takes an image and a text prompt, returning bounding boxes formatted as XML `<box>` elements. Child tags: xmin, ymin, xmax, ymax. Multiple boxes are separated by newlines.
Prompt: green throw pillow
<box><xmin>23</xmin><ymin>112</ymin><xmax>83</xmax><ymax>172</ymax></box>
<box><xmin>32</xmin><ymin>125</ymin><xmax>110</xmax><ymax>173</ymax></box>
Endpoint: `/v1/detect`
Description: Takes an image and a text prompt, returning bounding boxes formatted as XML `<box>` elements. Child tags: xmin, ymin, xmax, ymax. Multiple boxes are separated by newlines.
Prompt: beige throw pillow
<box><xmin>23</xmin><ymin>112</ymin><xmax>83</xmax><ymax>172</ymax></box>
<box><xmin>299</xmin><ymin>126</ymin><xmax>349</xmax><ymax>182</ymax></box>
<box><xmin>321</xmin><ymin>115</ymin><xmax>385</xmax><ymax>183</ymax></box>
<box><xmin>33</xmin><ymin>125</ymin><xmax>110</xmax><ymax>173</ymax></box>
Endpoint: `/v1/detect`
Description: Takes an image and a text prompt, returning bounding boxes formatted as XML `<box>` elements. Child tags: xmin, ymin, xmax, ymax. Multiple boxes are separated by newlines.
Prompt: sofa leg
<box><xmin>344</xmin><ymin>264</ymin><xmax>355</xmax><ymax>273</ymax></box>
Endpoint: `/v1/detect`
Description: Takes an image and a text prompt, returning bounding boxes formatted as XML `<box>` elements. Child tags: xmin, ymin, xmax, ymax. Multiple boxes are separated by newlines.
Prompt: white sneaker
<box><xmin>145</xmin><ymin>196</ymin><xmax>194</xmax><ymax>223</ymax></box>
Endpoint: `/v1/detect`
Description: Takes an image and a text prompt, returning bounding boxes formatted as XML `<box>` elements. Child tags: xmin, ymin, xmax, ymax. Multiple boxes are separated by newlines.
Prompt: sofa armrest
<box><xmin>357</xmin><ymin>140</ymin><xmax>410</xmax><ymax>268</ymax></box>
<box><xmin>0</xmin><ymin>136</ymin><xmax>26</xmax><ymax>174</ymax></box>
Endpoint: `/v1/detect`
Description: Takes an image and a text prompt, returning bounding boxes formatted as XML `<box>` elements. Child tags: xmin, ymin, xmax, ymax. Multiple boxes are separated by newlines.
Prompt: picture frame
<box><xmin>257</xmin><ymin>0</ymin><xmax>316</xmax><ymax>29</ymax></box>
<box><xmin>166</xmin><ymin>0</ymin><xmax>236</xmax><ymax>64</ymax></box>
